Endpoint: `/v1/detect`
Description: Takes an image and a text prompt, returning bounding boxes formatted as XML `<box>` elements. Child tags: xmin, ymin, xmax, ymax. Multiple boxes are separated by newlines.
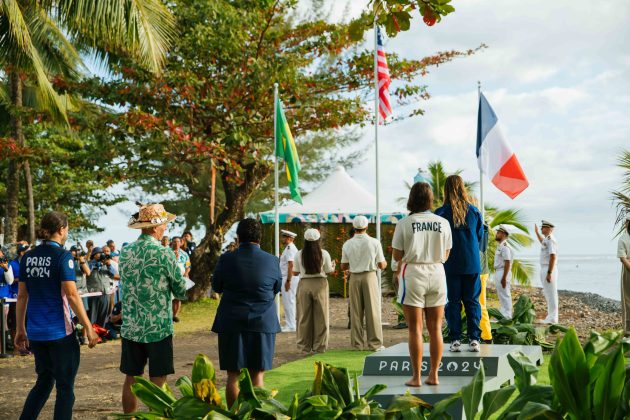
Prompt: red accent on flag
<box><xmin>377</xmin><ymin>28</ymin><xmax>393</xmax><ymax>123</ymax></box>
<box><xmin>491</xmin><ymin>154</ymin><xmax>529</xmax><ymax>199</ymax></box>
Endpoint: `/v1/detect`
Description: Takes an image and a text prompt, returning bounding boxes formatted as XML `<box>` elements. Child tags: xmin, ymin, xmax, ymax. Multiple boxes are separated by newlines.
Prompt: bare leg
<box><xmin>226</xmin><ymin>371</ymin><xmax>240</xmax><ymax>409</ymax></box>
<box><xmin>122</xmin><ymin>375</ymin><xmax>137</xmax><ymax>413</ymax></box>
<box><xmin>402</xmin><ymin>304</ymin><xmax>424</xmax><ymax>387</ymax></box>
<box><xmin>248</xmin><ymin>369</ymin><xmax>264</xmax><ymax>387</ymax></box>
<box><xmin>150</xmin><ymin>375</ymin><xmax>167</xmax><ymax>387</ymax></box>
<box><xmin>172</xmin><ymin>299</ymin><xmax>181</xmax><ymax>318</ymax></box>
<box><xmin>424</xmin><ymin>305</ymin><xmax>444</xmax><ymax>385</ymax></box>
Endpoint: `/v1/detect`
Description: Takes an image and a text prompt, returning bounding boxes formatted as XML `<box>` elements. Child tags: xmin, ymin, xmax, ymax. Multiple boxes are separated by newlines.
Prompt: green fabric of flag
<box><xmin>275</xmin><ymin>98</ymin><xmax>302</xmax><ymax>204</ymax></box>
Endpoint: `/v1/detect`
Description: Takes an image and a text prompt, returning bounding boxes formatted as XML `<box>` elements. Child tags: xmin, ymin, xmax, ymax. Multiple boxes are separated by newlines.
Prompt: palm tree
<box><xmin>613</xmin><ymin>150</ymin><xmax>630</xmax><ymax>226</ymax></box>
<box><xmin>0</xmin><ymin>0</ymin><xmax>176</xmax><ymax>242</ymax></box>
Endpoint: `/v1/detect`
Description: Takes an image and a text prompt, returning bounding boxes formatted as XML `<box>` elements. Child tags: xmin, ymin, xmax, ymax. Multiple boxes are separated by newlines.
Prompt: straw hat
<box><xmin>127</xmin><ymin>203</ymin><xmax>176</xmax><ymax>229</ymax></box>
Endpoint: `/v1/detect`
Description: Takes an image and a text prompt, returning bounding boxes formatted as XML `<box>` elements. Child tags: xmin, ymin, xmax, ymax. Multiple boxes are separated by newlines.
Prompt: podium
<box><xmin>359</xmin><ymin>343</ymin><xmax>543</xmax><ymax>419</ymax></box>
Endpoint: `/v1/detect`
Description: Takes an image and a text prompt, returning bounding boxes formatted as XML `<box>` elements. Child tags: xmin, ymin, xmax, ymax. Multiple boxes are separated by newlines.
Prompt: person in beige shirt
<box><xmin>341</xmin><ymin>215</ymin><xmax>387</xmax><ymax>351</ymax></box>
<box><xmin>618</xmin><ymin>214</ymin><xmax>630</xmax><ymax>336</ymax></box>
<box><xmin>293</xmin><ymin>229</ymin><xmax>335</xmax><ymax>353</ymax></box>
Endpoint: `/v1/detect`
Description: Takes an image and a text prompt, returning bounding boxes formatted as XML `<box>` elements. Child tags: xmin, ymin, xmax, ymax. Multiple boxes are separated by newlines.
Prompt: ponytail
<box><xmin>37</xmin><ymin>211</ymin><xmax>68</xmax><ymax>240</ymax></box>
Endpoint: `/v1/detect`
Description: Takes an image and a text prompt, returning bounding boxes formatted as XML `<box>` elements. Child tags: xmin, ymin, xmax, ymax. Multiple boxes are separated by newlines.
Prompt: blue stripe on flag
<box><xmin>476</xmin><ymin>93</ymin><xmax>499</xmax><ymax>158</ymax></box>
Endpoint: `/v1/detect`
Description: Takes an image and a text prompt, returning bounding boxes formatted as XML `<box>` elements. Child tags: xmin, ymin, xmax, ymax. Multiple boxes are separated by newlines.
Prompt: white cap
<box><xmin>496</xmin><ymin>224</ymin><xmax>510</xmax><ymax>235</ymax></box>
<box><xmin>280</xmin><ymin>229</ymin><xmax>297</xmax><ymax>238</ymax></box>
<box><xmin>352</xmin><ymin>215</ymin><xmax>369</xmax><ymax>230</ymax></box>
<box><xmin>304</xmin><ymin>228</ymin><xmax>321</xmax><ymax>242</ymax></box>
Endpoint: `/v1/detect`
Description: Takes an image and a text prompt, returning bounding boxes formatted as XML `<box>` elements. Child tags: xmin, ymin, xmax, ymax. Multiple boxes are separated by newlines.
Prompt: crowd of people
<box><xmin>3</xmin><ymin>178</ymin><xmax>629</xmax><ymax>419</ymax></box>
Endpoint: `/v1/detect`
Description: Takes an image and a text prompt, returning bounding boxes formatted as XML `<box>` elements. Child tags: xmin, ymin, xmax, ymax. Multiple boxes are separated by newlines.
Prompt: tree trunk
<box><xmin>24</xmin><ymin>160</ymin><xmax>36</xmax><ymax>244</ymax></box>
<box><xmin>187</xmin><ymin>162</ymin><xmax>271</xmax><ymax>301</ymax></box>
<box><xmin>5</xmin><ymin>71</ymin><xmax>24</xmax><ymax>244</ymax></box>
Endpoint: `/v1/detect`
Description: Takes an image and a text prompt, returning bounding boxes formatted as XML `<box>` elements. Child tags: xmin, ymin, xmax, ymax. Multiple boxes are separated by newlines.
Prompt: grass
<box><xmin>174</xmin><ymin>298</ymin><xmax>219</xmax><ymax>335</ymax></box>
<box><xmin>264</xmin><ymin>350</ymin><xmax>372</xmax><ymax>405</ymax></box>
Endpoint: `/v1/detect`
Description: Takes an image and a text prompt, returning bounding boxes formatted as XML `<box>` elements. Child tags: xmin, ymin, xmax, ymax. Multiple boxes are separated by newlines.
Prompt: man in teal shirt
<box><xmin>119</xmin><ymin>203</ymin><xmax>188</xmax><ymax>414</ymax></box>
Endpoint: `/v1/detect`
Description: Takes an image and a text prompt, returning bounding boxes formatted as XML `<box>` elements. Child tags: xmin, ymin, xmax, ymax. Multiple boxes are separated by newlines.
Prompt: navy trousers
<box><xmin>445</xmin><ymin>273</ymin><xmax>482</xmax><ymax>342</ymax></box>
<box><xmin>20</xmin><ymin>332</ymin><xmax>80</xmax><ymax>420</ymax></box>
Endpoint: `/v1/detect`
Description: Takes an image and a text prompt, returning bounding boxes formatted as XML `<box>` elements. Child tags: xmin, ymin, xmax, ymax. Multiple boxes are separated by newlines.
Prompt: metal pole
<box><xmin>374</xmin><ymin>16</ymin><xmax>384</xmax><ymax>315</ymax></box>
<box><xmin>478</xmin><ymin>81</ymin><xmax>485</xmax><ymax>221</ymax></box>
<box><xmin>274</xmin><ymin>83</ymin><xmax>281</xmax><ymax>321</ymax></box>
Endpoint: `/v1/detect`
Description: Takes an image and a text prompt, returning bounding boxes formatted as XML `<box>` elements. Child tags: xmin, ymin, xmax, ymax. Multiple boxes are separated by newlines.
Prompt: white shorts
<box><xmin>397</xmin><ymin>263</ymin><xmax>446</xmax><ymax>308</ymax></box>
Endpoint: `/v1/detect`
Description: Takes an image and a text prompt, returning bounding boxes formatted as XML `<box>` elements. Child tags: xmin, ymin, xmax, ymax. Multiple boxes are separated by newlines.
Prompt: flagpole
<box><xmin>274</xmin><ymin>83</ymin><xmax>281</xmax><ymax>321</ymax></box>
<box><xmin>374</xmin><ymin>16</ymin><xmax>383</xmax><ymax>313</ymax></box>
<box><xmin>478</xmin><ymin>80</ymin><xmax>485</xmax><ymax>222</ymax></box>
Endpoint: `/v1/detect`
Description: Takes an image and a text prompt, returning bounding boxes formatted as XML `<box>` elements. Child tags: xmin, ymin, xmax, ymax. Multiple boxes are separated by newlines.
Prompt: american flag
<box><xmin>377</xmin><ymin>27</ymin><xmax>393</xmax><ymax>123</ymax></box>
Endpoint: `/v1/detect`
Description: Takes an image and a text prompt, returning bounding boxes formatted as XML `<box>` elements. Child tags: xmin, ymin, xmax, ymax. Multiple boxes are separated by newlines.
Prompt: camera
<box><xmin>99</xmin><ymin>253</ymin><xmax>112</xmax><ymax>262</ymax></box>
<box><xmin>0</xmin><ymin>255</ymin><xmax>7</xmax><ymax>264</ymax></box>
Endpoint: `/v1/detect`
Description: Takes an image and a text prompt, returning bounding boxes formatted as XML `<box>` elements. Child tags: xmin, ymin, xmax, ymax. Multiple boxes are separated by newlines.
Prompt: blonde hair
<box><xmin>443</xmin><ymin>175</ymin><xmax>472</xmax><ymax>227</ymax></box>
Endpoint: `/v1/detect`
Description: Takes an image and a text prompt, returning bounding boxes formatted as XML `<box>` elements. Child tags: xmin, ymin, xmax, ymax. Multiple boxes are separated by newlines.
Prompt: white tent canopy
<box><xmin>260</xmin><ymin>166</ymin><xmax>405</xmax><ymax>224</ymax></box>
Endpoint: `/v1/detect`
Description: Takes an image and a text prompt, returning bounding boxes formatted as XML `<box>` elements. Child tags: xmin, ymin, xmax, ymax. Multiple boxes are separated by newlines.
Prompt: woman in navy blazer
<box><xmin>435</xmin><ymin>175</ymin><xmax>485</xmax><ymax>353</ymax></box>
<box><xmin>211</xmin><ymin>218</ymin><xmax>281</xmax><ymax>407</ymax></box>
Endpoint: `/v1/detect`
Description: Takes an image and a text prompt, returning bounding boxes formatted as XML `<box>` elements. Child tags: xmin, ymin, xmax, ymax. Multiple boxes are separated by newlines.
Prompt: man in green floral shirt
<box><xmin>118</xmin><ymin>203</ymin><xmax>188</xmax><ymax>414</ymax></box>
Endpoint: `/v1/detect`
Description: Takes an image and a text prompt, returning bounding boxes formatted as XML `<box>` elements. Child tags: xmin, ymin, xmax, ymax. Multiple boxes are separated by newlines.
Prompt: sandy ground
<box><xmin>0</xmin><ymin>289</ymin><xmax>622</xmax><ymax>419</ymax></box>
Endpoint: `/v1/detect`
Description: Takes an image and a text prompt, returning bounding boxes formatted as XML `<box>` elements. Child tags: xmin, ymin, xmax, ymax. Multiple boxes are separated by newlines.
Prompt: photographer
<box><xmin>6</xmin><ymin>244</ymin><xmax>28</xmax><ymax>353</ymax></box>
<box><xmin>86</xmin><ymin>247</ymin><xmax>118</xmax><ymax>327</ymax></box>
<box><xmin>71</xmin><ymin>246</ymin><xmax>91</xmax><ymax>345</ymax></box>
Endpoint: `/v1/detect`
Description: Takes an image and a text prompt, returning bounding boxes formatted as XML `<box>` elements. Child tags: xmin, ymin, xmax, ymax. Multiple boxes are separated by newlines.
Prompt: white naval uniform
<box><xmin>280</xmin><ymin>242</ymin><xmax>300</xmax><ymax>331</ymax></box>
<box><xmin>493</xmin><ymin>241</ymin><xmax>513</xmax><ymax>318</ymax></box>
<box><xmin>540</xmin><ymin>235</ymin><xmax>558</xmax><ymax>323</ymax></box>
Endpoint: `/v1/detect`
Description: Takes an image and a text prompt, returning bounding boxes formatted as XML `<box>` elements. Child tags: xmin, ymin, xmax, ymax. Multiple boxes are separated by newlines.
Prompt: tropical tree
<box><xmin>77</xmin><ymin>0</ymin><xmax>482</xmax><ymax>300</ymax></box>
<box><xmin>0</xmin><ymin>0</ymin><xmax>176</xmax><ymax>242</ymax></box>
<box><xmin>613</xmin><ymin>150</ymin><xmax>630</xmax><ymax>226</ymax></box>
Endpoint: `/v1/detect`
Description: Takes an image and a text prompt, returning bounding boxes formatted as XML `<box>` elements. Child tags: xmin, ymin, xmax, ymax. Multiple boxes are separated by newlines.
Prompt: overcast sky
<box><xmin>87</xmin><ymin>0</ymin><xmax>629</xmax><ymax>256</ymax></box>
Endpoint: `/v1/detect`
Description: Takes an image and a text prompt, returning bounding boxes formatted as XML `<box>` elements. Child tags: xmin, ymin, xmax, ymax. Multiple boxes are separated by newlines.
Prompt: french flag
<box><xmin>476</xmin><ymin>93</ymin><xmax>529</xmax><ymax>199</ymax></box>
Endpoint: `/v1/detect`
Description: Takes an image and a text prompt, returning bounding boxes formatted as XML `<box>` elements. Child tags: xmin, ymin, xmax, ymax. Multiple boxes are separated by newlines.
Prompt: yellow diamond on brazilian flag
<box><xmin>275</xmin><ymin>98</ymin><xmax>302</xmax><ymax>204</ymax></box>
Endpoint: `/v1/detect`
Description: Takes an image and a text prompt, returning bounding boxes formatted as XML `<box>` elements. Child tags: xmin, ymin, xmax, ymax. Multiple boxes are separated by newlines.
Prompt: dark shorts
<box><xmin>120</xmin><ymin>335</ymin><xmax>174</xmax><ymax>377</ymax></box>
<box><xmin>218</xmin><ymin>332</ymin><xmax>275</xmax><ymax>372</ymax></box>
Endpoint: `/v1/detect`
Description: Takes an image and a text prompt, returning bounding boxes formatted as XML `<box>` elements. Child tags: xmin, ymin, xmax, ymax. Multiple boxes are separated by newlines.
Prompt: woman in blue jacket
<box><xmin>435</xmin><ymin>175</ymin><xmax>484</xmax><ymax>352</ymax></box>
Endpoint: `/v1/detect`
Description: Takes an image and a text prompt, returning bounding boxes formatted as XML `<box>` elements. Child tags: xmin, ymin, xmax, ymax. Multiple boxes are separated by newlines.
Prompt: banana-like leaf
<box><xmin>461</xmin><ymin>360</ymin><xmax>485</xmax><ymax>419</ymax></box>
<box><xmin>507</xmin><ymin>352</ymin><xmax>539</xmax><ymax>392</ymax></box>
<box><xmin>480</xmin><ymin>385</ymin><xmax>516</xmax><ymax>420</ymax></box>
<box><xmin>592</xmin><ymin>346</ymin><xmax>626</xmax><ymax>419</ymax></box>
<box><xmin>496</xmin><ymin>385</ymin><xmax>553</xmax><ymax>418</ymax></box>
<box><xmin>172</xmin><ymin>396</ymin><xmax>213</xmax><ymax>418</ymax></box>
<box><xmin>548</xmin><ymin>328</ymin><xmax>591</xmax><ymax>419</ymax></box>
<box><xmin>176</xmin><ymin>376</ymin><xmax>194</xmax><ymax>397</ymax></box>
<box><xmin>613</xmin><ymin>378</ymin><xmax>630</xmax><ymax>420</ymax></box>
<box><xmin>516</xmin><ymin>402</ymin><xmax>563</xmax><ymax>419</ymax></box>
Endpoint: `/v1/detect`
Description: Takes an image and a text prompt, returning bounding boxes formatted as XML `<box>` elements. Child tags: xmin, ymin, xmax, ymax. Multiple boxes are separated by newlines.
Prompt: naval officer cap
<box><xmin>541</xmin><ymin>220</ymin><xmax>555</xmax><ymax>228</ymax></box>
<box><xmin>496</xmin><ymin>224</ymin><xmax>510</xmax><ymax>235</ymax></box>
<box><xmin>280</xmin><ymin>229</ymin><xmax>297</xmax><ymax>238</ymax></box>
<box><xmin>352</xmin><ymin>215</ymin><xmax>369</xmax><ymax>230</ymax></box>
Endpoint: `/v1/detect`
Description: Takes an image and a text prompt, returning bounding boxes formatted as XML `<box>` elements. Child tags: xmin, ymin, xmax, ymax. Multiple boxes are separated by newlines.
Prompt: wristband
<box><xmin>547</xmin><ymin>270</ymin><xmax>552</xmax><ymax>274</ymax></box>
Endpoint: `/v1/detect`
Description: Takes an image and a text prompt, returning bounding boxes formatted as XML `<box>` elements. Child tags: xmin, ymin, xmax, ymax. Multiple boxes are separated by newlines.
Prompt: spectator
<box><xmin>119</xmin><ymin>203</ymin><xmax>187</xmax><ymax>414</ymax></box>
<box><xmin>14</xmin><ymin>211</ymin><xmax>97</xmax><ymax>420</ymax></box>
<box><xmin>161</xmin><ymin>236</ymin><xmax>170</xmax><ymax>247</ymax></box>
<box><xmin>435</xmin><ymin>175</ymin><xmax>484</xmax><ymax>353</ymax></box>
<box><xmin>1</xmin><ymin>249</ymin><xmax>15</xmax><ymax>350</ymax></box>
<box><xmin>293</xmin><ymin>228</ymin><xmax>335</xmax><ymax>354</ymax></box>
<box><xmin>211</xmin><ymin>218</ymin><xmax>281</xmax><ymax>408</ymax></box>
<box><xmin>70</xmin><ymin>246</ymin><xmax>91</xmax><ymax>345</ymax></box>
<box><xmin>107</xmin><ymin>240</ymin><xmax>120</xmax><ymax>262</ymax></box>
<box><xmin>170</xmin><ymin>237</ymin><xmax>191</xmax><ymax>322</ymax></box>
<box><xmin>181</xmin><ymin>231</ymin><xmax>196</xmax><ymax>257</ymax></box>
<box><xmin>105</xmin><ymin>301</ymin><xmax>122</xmax><ymax>339</ymax></box>
<box><xmin>86</xmin><ymin>247</ymin><xmax>117</xmax><ymax>327</ymax></box>
<box><xmin>6</xmin><ymin>245</ymin><xmax>27</xmax><ymax>351</ymax></box>
<box><xmin>341</xmin><ymin>216</ymin><xmax>387</xmax><ymax>351</ymax></box>
<box><xmin>393</xmin><ymin>182</ymin><xmax>452</xmax><ymax>386</ymax></box>
<box><xmin>279</xmin><ymin>230</ymin><xmax>299</xmax><ymax>332</ymax></box>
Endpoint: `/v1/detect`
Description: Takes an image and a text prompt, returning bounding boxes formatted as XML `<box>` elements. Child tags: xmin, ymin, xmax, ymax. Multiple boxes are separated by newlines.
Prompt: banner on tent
<box><xmin>259</xmin><ymin>212</ymin><xmax>405</xmax><ymax>224</ymax></box>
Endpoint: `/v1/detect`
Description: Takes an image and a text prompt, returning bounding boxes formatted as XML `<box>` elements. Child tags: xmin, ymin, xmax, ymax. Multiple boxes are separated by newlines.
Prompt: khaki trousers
<box><xmin>622</xmin><ymin>266</ymin><xmax>630</xmax><ymax>334</ymax></box>
<box><xmin>349</xmin><ymin>271</ymin><xmax>383</xmax><ymax>350</ymax></box>
<box><xmin>296</xmin><ymin>277</ymin><xmax>329</xmax><ymax>353</ymax></box>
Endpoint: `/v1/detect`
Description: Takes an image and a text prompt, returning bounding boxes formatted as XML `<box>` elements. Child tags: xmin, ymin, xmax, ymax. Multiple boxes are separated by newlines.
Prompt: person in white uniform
<box><xmin>535</xmin><ymin>220</ymin><xmax>558</xmax><ymax>324</ymax></box>
<box><xmin>280</xmin><ymin>230</ymin><xmax>299</xmax><ymax>332</ymax></box>
<box><xmin>341</xmin><ymin>215</ymin><xmax>387</xmax><ymax>351</ymax></box>
<box><xmin>493</xmin><ymin>225</ymin><xmax>513</xmax><ymax>318</ymax></box>
<box><xmin>392</xmin><ymin>182</ymin><xmax>452</xmax><ymax>387</ymax></box>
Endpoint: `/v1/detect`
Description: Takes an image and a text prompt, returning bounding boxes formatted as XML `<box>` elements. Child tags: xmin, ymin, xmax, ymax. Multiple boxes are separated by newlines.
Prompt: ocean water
<box><xmin>519</xmin><ymin>255</ymin><xmax>622</xmax><ymax>301</ymax></box>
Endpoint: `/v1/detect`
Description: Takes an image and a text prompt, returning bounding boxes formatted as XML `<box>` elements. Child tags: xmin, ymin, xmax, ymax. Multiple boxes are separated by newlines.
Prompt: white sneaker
<box><xmin>469</xmin><ymin>340</ymin><xmax>480</xmax><ymax>352</ymax></box>
<box><xmin>449</xmin><ymin>340</ymin><xmax>462</xmax><ymax>352</ymax></box>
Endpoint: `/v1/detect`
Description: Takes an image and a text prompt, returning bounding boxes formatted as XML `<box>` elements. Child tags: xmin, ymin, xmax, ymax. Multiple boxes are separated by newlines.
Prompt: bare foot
<box><xmin>425</xmin><ymin>378</ymin><xmax>439</xmax><ymax>385</ymax></box>
<box><xmin>405</xmin><ymin>378</ymin><xmax>422</xmax><ymax>387</ymax></box>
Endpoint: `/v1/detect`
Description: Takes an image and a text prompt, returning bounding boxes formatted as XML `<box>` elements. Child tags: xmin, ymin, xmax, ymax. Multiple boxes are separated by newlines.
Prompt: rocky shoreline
<box><xmin>499</xmin><ymin>285</ymin><xmax>622</xmax><ymax>339</ymax></box>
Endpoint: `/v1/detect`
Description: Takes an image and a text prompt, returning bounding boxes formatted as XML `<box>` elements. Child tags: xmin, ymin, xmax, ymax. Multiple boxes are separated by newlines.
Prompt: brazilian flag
<box><xmin>275</xmin><ymin>98</ymin><xmax>302</xmax><ymax>204</ymax></box>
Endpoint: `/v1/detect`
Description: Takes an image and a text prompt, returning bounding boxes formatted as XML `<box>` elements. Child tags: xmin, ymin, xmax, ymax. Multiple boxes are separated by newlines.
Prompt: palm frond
<box><xmin>489</xmin><ymin>208</ymin><xmax>530</xmax><ymax>233</ymax></box>
<box><xmin>613</xmin><ymin>150</ymin><xmax>630</xmax><ymax>227</ymax></box>
<box><xmin>510</xmin><ymin>258</ymin><xmax>535</xmax><ymax>286</ymax></box>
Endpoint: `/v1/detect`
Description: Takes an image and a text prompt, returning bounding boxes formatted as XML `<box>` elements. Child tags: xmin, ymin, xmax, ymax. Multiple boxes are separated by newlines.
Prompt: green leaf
<box><xmin>461</xmin><ymin>360</ymin><xmax>485</xmax><ymax>419</ymax></box>
<box><xmin>172</xmin><ymin>396</ymin><xmax>213</xmax><ymax>418</ymax></box>
<box><xmin>429</xmin><ymin>390</ymin><xmax>461</xmax><ymax>418</ymax></box>
<box><xmin>480</xmin><ymin>385</ymin><xmax>516</xmax><ymax>420</ymax></box>
<box><xmin>548</xmin><ymin>328</ymin><xmax>591</xmax><ymax>419</ymax></box>
<box><xmin>192</xmin><ymin>354</ymin><xmax>216</xmax><ymax>384</ymax></box>
<box><xmin>176</xmin><ymin>376</ymin><xmax>194</xmax><ymax>397</ymax></box>
<box><xmin>515</xmin><ymin>402</ymin><xmax>563</xmax><ymax>419</ymax></box>
<box><xmin>592</xmin><ymin>346</ymin><xmax>626</xmax><ymax>419</ymax></box>
<box><xmin>613</xmin><ymin>378</ymin><xmax>630</xmax><ymax>420</ymax></box>
<box><xmin>497</xmin><ymin>385</ymin><xmax>554</xmax><ymax>418</ymax></box>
